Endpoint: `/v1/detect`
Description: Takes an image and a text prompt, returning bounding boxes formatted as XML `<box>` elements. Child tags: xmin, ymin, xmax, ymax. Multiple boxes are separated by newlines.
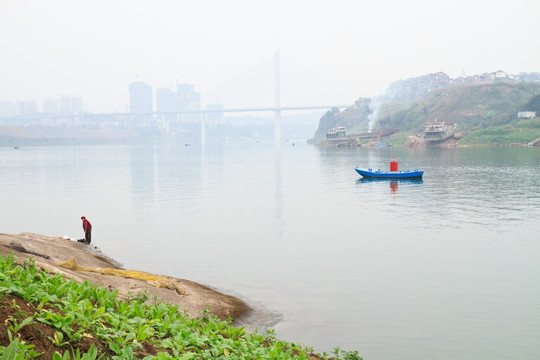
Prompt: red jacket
<box><xmin>83</xmin><ymin>219</ymin><xmax>92</xmax><ymax>232</ymax></box>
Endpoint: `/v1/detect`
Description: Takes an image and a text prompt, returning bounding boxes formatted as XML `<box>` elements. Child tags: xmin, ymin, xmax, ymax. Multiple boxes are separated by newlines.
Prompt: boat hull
<box><xmin>355</xmin><ymin>167</ymin><xmax>423</xmax><ymax>179</ymax></box>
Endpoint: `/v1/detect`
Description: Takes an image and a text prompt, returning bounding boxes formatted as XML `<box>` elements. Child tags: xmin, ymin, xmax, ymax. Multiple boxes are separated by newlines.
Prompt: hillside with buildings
<box><xmin>312</xmin><ymin>71</ymin><xmax>540</xmax><ymax>145</ymax></box>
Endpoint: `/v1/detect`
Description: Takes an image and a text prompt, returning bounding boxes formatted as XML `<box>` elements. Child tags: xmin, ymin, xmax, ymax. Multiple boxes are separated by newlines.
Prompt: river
<box><xmin>1</xmin><ymin>141</ymin><xmax>539</xmax><ymax>359</ymax></box>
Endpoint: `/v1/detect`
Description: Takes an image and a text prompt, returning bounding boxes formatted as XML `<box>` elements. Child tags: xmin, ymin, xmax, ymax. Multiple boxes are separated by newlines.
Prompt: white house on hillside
<box><xmin>518</xmin><ymin>111</ymin><xmax>536</xmax><ymax>119</ymax></box>
<box><xmin>493</xmin><ymin>70</ymin><xmax>508</xmax><ymax>79</ymax></box>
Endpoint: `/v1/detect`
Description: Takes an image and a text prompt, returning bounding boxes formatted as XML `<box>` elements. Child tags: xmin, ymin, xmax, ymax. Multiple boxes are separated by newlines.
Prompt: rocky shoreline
<box><xmin>0</xmin><ymin>232</ymin><xmax>254</xmax><ymax>323</ymax></box>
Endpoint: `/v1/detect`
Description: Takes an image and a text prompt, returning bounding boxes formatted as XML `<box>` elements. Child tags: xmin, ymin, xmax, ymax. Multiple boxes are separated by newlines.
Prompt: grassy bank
<box><xmin>384</xmin><ymin>120</ymin><xmax>540</xmax><ymax>147</ymax></box>
<box><xmin>0</xmin><ymin>254</ymin><xmax>361</xmax><ymax>360</ymax></box>
<box><xmin>458</xmin><ymin>121</ymin><xmax>540</xmax><ymax>145</ymax></box>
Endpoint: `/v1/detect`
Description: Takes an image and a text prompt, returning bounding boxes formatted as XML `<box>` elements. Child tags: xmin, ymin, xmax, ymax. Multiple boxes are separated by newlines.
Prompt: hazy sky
<box><xmin>1</xmin><ymin>0</ymin><xmax>539</xmax><ymax>112</ymax></box>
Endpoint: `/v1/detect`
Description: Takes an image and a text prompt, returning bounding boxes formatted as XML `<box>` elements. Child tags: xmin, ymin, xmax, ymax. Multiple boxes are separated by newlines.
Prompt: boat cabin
<box><xmin>424</xmin><ymin>121</ymin><xmax>447</xmax><ymax>138</ymax></box>
<box><xmin>326</xmin><ymin>126</ymin><xmax>346</xmax><ymax>139</ymax></box>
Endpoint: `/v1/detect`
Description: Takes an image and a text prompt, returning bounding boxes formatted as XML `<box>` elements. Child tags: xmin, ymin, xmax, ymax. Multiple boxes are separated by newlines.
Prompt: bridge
<box><xmin>0</xmin><ymin>52</ymin><xmax>349</xmax><ymax>146</ymax></box>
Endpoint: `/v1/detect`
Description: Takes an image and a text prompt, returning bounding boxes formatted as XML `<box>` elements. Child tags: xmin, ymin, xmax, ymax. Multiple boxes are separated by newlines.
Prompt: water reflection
<box><xmin>3</xmin><ymin>144</ymin><xmax>540</xmax><ymax>360</ymax></box>
<box><xmin>356</xmin><ymin>177</ymin><xmax>424</xmax><ymax>185</ymax></box>
<box><xmin>273</xmin><ymin>145</ymin><xmax>284</xmax><ymax>240</ymax></box>
<box><xmin>356</xmin><ymin>177</ymin><xmax>424</xmax><ymax>197</ymax></box>
<box><xmin>390</xmin><ymin>180</ymin><xmax>398</xmax><ymax>194</ymax></box>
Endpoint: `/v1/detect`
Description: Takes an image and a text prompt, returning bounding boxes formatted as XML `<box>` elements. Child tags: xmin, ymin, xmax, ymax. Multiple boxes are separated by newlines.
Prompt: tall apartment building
<box><xmin>129</xmin><ymin>81</ymin><xmax>153</xmax><ymax>113</ymax></box>
<box><xmin>58</xmin><ymin>95</ymin><xmax>82</xmax><ymax>115</ymax></box>
<box><xmin>16</xmin><ymin>101</ymin><xmax>38</xmax><ymax>116</ymax></box>
<box><xmin>0</xmin><ymin>101</ymin><xmax>15</xmax><ymax>116</ymax></box>
<box><xmin>42</xmin><ymin>99</ymin><xmax>57</xmax><ymax>114</ymax></box>
<box><xmin>154</xmin><ymin>84</ymin><xmax>201</xmax><ymax>113</ymax></box>
<box><xmin>175</xmin><ymin>83</ymin><xmax>200</xmax><ymax>112</ymax></box>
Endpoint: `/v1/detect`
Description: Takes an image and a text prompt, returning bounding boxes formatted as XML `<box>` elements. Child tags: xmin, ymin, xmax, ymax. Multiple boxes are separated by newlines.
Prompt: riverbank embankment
<box><xmin>0</xmin><ymin>232</ymin><xmax>250</xmax><ymax>321</ymax></box>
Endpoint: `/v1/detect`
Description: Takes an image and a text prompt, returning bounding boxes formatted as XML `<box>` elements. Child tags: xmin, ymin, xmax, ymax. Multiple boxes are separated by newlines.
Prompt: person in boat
<box><xmin>79</xmin><ymin>216</ymin><xmax>92</xmax><ymax>244</ymax></box>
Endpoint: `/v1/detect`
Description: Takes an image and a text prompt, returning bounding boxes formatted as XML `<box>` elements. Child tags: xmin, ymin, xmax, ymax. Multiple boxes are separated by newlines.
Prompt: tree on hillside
<box><xmin>527</xmin><ymin>95</ymin><xmax>540</xmax><ymax>113</ymax></box>
<box><xmin>312</xmin><ymin>107</ymin><xmax>342</xmax><ymax>140</ymax></box>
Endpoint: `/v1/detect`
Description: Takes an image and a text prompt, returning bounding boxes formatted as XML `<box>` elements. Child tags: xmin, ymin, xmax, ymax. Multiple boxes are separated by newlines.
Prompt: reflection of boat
<box><xmin>424</xmin><ymin>121</ymin><xmax>457</xmax><ymax>143</ymax></box>
<box><xmin>357</xmin><ymin>178</ymin><xmax>423</xmax><ymax>198</ymax></box>
<box><xmin>355</xmin><ymin>167</ymin><xmax>424</xmax><ymax>179</ymax></box>
<box><xmin>357</xmin><ymin>177</ymin><xmax>423</xmax><ymax>184</ymax></box>
<box><xmin>355</xmin><ymin>157</ymin><xmax>423</xmax><ymax>179</ymax></box>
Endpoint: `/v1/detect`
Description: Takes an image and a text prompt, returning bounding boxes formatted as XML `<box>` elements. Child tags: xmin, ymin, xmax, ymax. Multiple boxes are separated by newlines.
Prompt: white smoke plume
<box><xmin>367</xmin><ymin>95</ymin><xmax>385</xmax><ymax>132</ymax></box>
<box><xmin>366</xmin><ymin>79</ymin><xmax>403</xmax><ymax>132</ymax></box>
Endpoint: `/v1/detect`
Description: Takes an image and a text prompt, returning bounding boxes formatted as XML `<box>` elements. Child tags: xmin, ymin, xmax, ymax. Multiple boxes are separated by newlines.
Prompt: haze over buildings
<box><xmin>0</xmin><ymin>95</ymin><xmax>83</xmax><ymax>117</ymax></box>
<box><xmin>130</xmin><ymin>82</ymin><xmax>202</xmax><ymax>113</ymax></box>
<box><xmin>1</xmin><ymin>0</ymin><xmax>538</xmax><ymax>114</ymax></box>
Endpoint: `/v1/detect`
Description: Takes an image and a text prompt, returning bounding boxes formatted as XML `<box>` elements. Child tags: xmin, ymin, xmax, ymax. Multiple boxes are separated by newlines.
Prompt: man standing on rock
<box><xmin>81</xmin><ymin>216</ymin><xmax>92</xmax><ymax>244</ymax></box>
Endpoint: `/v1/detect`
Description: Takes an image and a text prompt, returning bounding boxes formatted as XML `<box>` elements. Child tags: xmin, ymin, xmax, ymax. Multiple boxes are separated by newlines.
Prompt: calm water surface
<box><xmin>1</xmin><ymin>142</ymin><xmax>539</xmax><ymax>360</ymax></box>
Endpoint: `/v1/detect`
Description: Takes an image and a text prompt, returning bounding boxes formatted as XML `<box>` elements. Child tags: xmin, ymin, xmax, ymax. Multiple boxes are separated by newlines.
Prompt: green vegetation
<box><xmin>0</xmin><ymin>254</ymin><xmax>361</xmax><ymax>360</ymax></box>
<box><xmin>379</xmin><ymin>83</ymin><xmax>540</xmax><ymax>135</ymax></box>
<box><xmin>526</xmin><ymin>95</ymin><xmax>540</xmax><ymax>113</ymax></box>
<box><xmin>311</xmin><ymin>99</ymin><xmax>372</xmax><ymax>141</ymax></box>
<box><xmin>515</xmin><ymin>118</ymin><xmax>540</xmax><ymax>129</ymax></box>
<box><xmin>387</xmin><ymin>133</ymin><xmax>411</xmax><ymax>146</ymax></box>
<box><xmin>459</xmin><ymin>125</ymin><xmax>540</xmax><ymax>145</ymax></box>
<box><xmin>312</xmin><ymin>82</ymin><xmax>540</xmax><ymax>146</ymax></box>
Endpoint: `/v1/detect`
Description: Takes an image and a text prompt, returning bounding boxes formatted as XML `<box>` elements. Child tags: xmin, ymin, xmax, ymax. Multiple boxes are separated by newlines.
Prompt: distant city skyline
<box><xmin>0</xmin><ymin>95</ymin><xmax>84</xmax><ymax>117</ymax></box>
<box><xmin>2</xmin><ymin>69</ymin><xmax>539</xmax><ymax>118</ymax></box>
<box><xmin>2</xmin><ymin>1</ymin><xmax>539</xmax><ymax>114</ymax></box>
<box><xmin>0</xmin><ymin>80</ymin><xmax>207</xmax><ymax>116</ymax></box>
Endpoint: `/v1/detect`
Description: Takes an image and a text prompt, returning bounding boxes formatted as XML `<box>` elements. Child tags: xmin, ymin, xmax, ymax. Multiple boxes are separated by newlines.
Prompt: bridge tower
<box><xmin>274</xmin><ymin>50</ymin><xmax>281</xmax><ymax>148</ymax></box>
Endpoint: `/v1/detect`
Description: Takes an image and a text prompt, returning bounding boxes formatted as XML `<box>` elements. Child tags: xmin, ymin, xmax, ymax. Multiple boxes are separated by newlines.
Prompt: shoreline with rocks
<box><xmin>0</xmin><ymin>232</ymin><xmax>263</xmax><ymax>326</ymax></box>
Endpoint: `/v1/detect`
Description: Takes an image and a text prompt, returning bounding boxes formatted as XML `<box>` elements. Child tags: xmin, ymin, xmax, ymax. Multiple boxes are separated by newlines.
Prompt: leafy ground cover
<box><xmin>459</xmin><ymin>124</ymin><xmax>540</xmax><ymax>145</ymax></box>
<box><xmin>0</xmin><ymin>254</ymin><xmax>361</xmax><ymax>360</ymax></box>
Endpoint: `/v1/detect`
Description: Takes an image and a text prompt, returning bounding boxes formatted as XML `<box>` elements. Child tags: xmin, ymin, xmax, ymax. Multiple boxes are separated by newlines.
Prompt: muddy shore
<box><xmin>0</xmin><ymin>232</ymin><xmax>261</xmax><ymax>325</ymax></box>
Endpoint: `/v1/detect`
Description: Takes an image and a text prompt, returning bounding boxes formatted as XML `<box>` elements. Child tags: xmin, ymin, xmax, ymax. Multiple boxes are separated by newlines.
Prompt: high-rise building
<box><xmin>175</xmin><ymin>83</ymin><xmax>200</xmax><ymax>112</ymax></box>
<box><xmin>58</xmin><ymin>95</ymin><xmax>83</xmax><ymax>115</ymax></box>
<box><xmin>129</xmin><ymin>81</ymin><xmax>153</xmax><ymax>113</ymax></box>
<box><xmin>42</xmin><ymin>99</ymin><xmax>57</xmax><ymax>114</ymax></box>
<box><xmin>0</xmin><ymin>101</ymin><xmax>15</xmax><ymax>116</ymax></box>
<box><xmin>71</xmin><ymin>96</ymin><xmax>83</xmax><ymax>114</ymax></box>
<box><xmin>16</xmin><ymin>101</ymin><xmax>38</xmax><ymax>116</ymax></box>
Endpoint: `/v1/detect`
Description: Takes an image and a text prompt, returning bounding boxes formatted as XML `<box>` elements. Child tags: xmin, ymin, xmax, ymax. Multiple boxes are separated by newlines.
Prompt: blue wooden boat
<box><xmin>355</xmin><ymin>166</ymin><xmax>423</xmax><ymax>179</ymax></box>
